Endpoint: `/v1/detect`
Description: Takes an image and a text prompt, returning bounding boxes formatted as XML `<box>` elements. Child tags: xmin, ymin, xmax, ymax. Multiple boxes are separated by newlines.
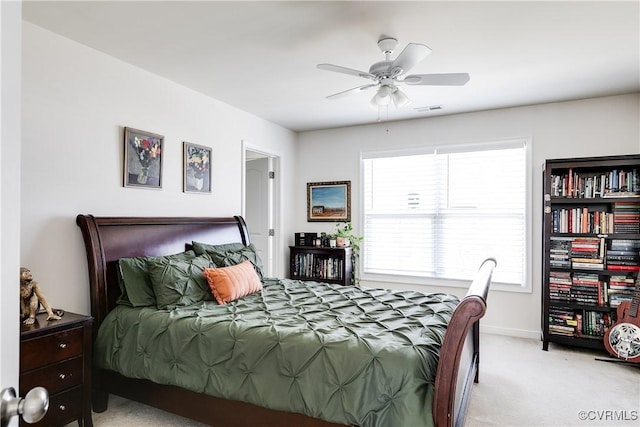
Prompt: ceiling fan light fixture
<box><xmin>370</xmin><ymin>93</ymin><xmax>390</xmax><ymax>108</ymax></box>
<box><xmin>391</xmin><ymin>87</ymin><xmax>411</xmax><ymax>108</ymax></box>
<box><xmin>370</xmin><ymin>85</ymin><xmax>392</xmax><ymax>107</ymax></box>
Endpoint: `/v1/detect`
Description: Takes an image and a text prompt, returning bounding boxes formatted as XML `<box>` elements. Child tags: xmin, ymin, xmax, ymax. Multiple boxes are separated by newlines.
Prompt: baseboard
<box><xmin>479</xmin><ymin>324</ymin><xmax>539</xmax><ymax>340</ymax></box>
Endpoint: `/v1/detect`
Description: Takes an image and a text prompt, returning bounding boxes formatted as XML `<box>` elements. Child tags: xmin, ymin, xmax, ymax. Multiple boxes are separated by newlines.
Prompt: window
<box><xmin>362</xmin><ymin>139</ymin><xmax>529</xmax><ymax>288</ymax></box>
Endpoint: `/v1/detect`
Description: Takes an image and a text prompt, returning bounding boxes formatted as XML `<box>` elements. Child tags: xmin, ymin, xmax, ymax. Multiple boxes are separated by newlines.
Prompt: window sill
<box><xmin>360</xmin><ymin>272</ymin><xmax>532</xmax><ymax>294</ymax></box>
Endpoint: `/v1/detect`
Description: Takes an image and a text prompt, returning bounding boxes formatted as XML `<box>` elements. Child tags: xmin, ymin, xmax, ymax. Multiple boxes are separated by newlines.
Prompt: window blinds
<box><xmin>362</xmin><ymin>141</ymin><xmax>527</xmax><ymax>285</ymax></box>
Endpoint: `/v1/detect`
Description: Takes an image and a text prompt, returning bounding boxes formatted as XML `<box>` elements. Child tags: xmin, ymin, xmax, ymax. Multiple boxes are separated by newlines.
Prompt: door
<box><xmin>244</xmin><ymin>149</ymin><xmax>276</xmax><ymax>277</ymax></box>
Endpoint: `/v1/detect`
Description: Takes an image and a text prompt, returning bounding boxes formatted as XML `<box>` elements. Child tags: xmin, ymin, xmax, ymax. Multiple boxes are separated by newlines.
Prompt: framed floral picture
<box><xmin>307</xmin><ymin>181</ymin><xmax>351</xmax><ymax>222</ymax></box>
<box><xmin>124</xmin><ymin>127</ymin><xmax>163</xmax><ymax>189</ymax></box>
<box><xmin>183</xmin><ymin>142</ymin><xmax>212</xmax><ymax>193</ymax></box>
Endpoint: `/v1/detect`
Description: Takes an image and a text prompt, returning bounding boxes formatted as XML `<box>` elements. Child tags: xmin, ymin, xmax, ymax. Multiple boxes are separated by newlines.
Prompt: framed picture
<box><xmin>124</xmin><ymin>127</ymin><xmax>163</xmax><ymax>189</ymax></box>
<box><xmin>183</xmin><ymin>142</ymin><xmax>212</xmax><ymax>193</ymax></box>
<box><xmin>307</xmin><ymin>181</ymin><xmax>351</xmax><ymax>222</ymax></box>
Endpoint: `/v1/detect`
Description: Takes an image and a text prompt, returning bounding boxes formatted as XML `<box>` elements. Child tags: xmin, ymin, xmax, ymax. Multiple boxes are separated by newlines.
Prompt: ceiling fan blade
<box><xmin>390</xmin><ymin>43</ymin><xmax>432</xmax><ymax>76</ymax></box>
<box><xmin>402</xmin><ymin>73</ymin><xmax>470</xmax><ymax>86</ymax></box>
<box><xmin>326</xmin><ymin>84</ymin><xmax>378</xmax><ymax>99</ymax></box>
<box><xmin>317</xmin><ymin>64</ymin><xmax>376</xmax><ymax>81</ymax></box>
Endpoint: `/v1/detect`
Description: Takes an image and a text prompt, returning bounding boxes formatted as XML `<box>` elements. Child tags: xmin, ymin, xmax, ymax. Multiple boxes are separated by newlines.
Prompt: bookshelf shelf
<box><xmin>289</xmin><ymin>246</ymin><xmax>353</xmax><ymax>286</ymax></box>
<box><xmin>542</xmin><ymin>154</ymin><xmax>640</xmax><ymax>351</ymax></box>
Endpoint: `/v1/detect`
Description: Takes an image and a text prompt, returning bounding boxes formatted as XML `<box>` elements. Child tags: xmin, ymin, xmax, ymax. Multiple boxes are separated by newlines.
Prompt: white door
<box><xmin>245</xmin><ymin>153</ymin><xmax>274</xmax><ymax>277</ymax></box>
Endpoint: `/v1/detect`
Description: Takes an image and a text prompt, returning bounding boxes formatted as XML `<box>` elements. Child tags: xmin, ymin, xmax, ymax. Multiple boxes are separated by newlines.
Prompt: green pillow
<box><xmin>148</xmin><ymin>256</ymin><xmax>214</xmax><ymax>309</ymax></box>
<box><xmin>117</xmin><ymin>250</ymin><xmax>197</xmax><ymax>307</ymax></box>
<box><xmin>192</xmin><ymin>241</ymin><xmax>264</xmax><ymax>278</ymax></box>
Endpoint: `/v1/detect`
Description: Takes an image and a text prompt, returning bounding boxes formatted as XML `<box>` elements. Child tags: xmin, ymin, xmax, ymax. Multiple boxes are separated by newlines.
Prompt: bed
<box><xmin>76</xmin><ymin>214</ymin><xmax>496</xmax><ymax>427</ymax></box>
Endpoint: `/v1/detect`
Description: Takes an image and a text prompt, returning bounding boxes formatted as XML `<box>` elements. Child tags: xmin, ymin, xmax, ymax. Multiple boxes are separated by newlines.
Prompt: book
<box><xmin>607</xmin><ymin>265</ymin><xmax>640</xmax><ymax>271</ymax></box>
<box><xmin>571</xmin><ymin>262</ymin><xmax>604</xmax><ymax>270</ymax></box>
<box><xmin>603</xmin><ymin>191</ymin><xmax>640</xmax><ymax>198</ymax></box>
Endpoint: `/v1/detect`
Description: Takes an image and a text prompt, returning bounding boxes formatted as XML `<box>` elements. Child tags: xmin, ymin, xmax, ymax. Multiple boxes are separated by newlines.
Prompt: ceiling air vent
<box><xmin>413</xmin><ymin>105</ymin><xmax>444</xmax><ymax>113</ymax></box>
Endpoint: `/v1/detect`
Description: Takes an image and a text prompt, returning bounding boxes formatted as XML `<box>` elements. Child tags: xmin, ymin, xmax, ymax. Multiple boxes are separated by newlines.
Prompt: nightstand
<box><xmin>20</xmin><ymin>311</ymin><xmax>93</xmax><ymax>427</ymax></box>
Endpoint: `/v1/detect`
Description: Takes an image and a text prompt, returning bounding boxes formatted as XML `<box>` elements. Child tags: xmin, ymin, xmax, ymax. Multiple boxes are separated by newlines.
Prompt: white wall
<box><xmin>21</xmin><ymin>22</ymin><xmax>297</xmax><ymax>316</ymax></box>
<box><xmin>1</xmin><ymin>0</ymin><xmax>22</xmax><ymax>413</ymax></box>
<box><xmin>295</xmin><ymin>94</ymin><xmax>640</xmax><ymax>339</ymax></box>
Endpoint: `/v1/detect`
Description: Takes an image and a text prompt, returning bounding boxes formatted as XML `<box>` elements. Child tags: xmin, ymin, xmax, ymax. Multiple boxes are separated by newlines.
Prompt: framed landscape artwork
<box><xmin>124</xmin><ymin>127</ymin><xmax>163</xmax><ymax>189</ymax></box>
<box><xmin>183</xmin><ymin>142</ymin><xmax>212</xmax><ymax>193</ymax></box>
<box><xmin>307</xmin><ymin>181</ymin><xmax>351</xmax><ymax>222</ymax></box>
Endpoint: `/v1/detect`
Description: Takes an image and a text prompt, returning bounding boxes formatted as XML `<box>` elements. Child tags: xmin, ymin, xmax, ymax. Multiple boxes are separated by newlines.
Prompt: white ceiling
<box><xmin>23</xmin><ymin>1</ymin><xmax>640</xmax><ymax>132</ymax></box>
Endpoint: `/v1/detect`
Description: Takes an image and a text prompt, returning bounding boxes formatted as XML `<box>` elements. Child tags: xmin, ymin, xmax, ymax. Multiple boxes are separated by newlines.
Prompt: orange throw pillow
<box><xmin>203</xmin><ymin>260</ymin><xmax>262</xmax><ymax>304</ymax></box>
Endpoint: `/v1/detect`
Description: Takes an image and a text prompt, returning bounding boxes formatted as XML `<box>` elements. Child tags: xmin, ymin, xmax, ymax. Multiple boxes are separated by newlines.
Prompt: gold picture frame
<box><xmin>307</xmin><ymin>181</ymin><xmax>351</xmax><ymax>222</ymax></box>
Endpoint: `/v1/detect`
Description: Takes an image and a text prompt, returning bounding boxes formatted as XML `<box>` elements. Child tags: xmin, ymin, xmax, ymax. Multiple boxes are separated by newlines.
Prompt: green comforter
<box><xmin>95</xmin><ymin>278</ymin><xmax>459</xmax><ymax>427</ymax></box>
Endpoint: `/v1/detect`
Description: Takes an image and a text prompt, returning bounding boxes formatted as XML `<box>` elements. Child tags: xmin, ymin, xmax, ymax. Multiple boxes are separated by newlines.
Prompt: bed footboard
<box><xmin>432</xmin><ymin>258</ymin><xmax>496</xmax><ymax>427</ymax></box>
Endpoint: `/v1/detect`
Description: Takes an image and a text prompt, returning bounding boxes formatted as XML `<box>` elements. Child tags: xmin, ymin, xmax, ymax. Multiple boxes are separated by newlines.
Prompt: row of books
<box><xmin>548</xmin><ymin>307</ymin><xmax>612</xmax><ymax>338</ymax></box>
<box><xmin>550</xmin><ymin>168</ymin><xmax>640</xmax><ymax>199</ymax></box>
<box><xmin>550</xmin><ymin>236</ymin><xmax>605</xmax><ymax>270</ymax></box>
<box><xmin>549</xmin><ymin>236</ymin><xmax>640</xmax><ymax>271</ymax></box>
<box><xmin>291</xmin><ymin>253</ymin><xmax>344</xmax><ymax>280</ymax></box>
<box><xmin>549</xmin><ymin>271</ymin><xmax>635</xmax><ymax>308</ymax></box>
<box><xmin>607</xmin><ymin>239</ymin><xmax>640</xmax><ymax>272</ymax></box>
<box><xmin>550</xmin><ymin>208</ymin><xmax>613</xmax><ymax>234</ymax></box>
<box><xmin>550</xmin><ymin>202</ymin><xmax>640</xmax><ymax>234</ymax></box>
<box><xmin>612</xmin><ymin>202</ymin><xmax>640</xmax><ymax>233</ymax></box>
<box><xmin>549</xmin><ymin>271</ymin><xmax>604</xmax><ymax>305</ymax></box>
<box><xmin>549</xmin><ymin>270</ymin><xmax>637</xmax><ymax>308</ymax></box>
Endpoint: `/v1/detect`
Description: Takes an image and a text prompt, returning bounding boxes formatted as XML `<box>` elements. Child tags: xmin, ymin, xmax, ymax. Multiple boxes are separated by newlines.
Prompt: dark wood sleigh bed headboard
<box><xmin>76</xmin><ymin>215</ymin><xmax>250</xmax><ymax>331</ymax></box>
<box><xmin>76</xmin><ymin>214</ymin><xmax>495</xmax><ymax>427</ymax></box>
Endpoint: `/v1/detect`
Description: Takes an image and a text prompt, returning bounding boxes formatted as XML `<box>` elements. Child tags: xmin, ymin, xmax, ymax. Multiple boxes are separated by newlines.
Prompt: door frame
<box><xmin>1</xmin><ymin>0</ymin><xmax>22</xmax><ymax>411</ymax></box>
<box><xmin>241</xmin><ymin>140</ymin><xmax>281</xmax><ymax>277</ymax></box>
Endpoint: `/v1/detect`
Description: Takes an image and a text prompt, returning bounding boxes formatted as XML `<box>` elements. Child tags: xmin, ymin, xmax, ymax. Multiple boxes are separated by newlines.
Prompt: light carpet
<box><xmin>75</xmin><ymin>333</ymin><xmax>640</xmax><ymax>427</ymax></box>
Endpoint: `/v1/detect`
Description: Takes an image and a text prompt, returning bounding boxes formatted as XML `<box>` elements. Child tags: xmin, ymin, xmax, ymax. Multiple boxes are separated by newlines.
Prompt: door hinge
<box><xmin>269</xmin><ymin>171</ymin><xmax>275</xmax><ymax>179</ymax></box>
<box><xmin>268</xmin><ymin>229</ymin><xmax>275</xmax><ymax>236</ymax></box>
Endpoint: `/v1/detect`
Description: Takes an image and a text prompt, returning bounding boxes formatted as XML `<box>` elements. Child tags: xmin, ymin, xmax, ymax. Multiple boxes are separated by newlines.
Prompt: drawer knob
<box><xmin>58</xmin><ymin>373</ymin><xmax>66</xmax><ymax>380</ymax></box>
<box><xmin>58</xmin><ymin>343</ymin><xmax>67</xmax><ymax>349</ymax></box>
<box><xmin>59</xmin><ymin>405</ymin><xmax>66</xmax><ymax>411</ymax></box>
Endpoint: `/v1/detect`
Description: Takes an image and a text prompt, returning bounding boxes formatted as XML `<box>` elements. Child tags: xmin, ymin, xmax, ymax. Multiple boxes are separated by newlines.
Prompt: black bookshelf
<box><xmin>542</xmin><ymin>154</ymin><xmax>640</xmax><ymax>351</ymax></box>
<box><xmin>289</xmin><ymin>246</ymin><xmax>353</xmax><ymax>286</ymax></box>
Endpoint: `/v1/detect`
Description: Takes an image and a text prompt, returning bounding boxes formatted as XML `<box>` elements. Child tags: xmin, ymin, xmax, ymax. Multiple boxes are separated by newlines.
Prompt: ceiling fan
<box><xmin>317</xmin><ymin>37</ymin><xmax>469</xmax><ymax>108</ymax></box>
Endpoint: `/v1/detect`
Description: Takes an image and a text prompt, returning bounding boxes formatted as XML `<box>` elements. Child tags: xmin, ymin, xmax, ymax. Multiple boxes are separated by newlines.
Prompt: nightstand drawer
<box><xmin>20</xmin><ymin>356</ymin><xmax>82</xmax><ymax>395</ymax></box>
<box><xmin>21</xmin><ymin>385</ymin><xmax>82</xmax><ymax>427</ymax></box>
<box><xmin>20</xmin><ymin>326</ymin><xmax>83</xmax><ymax>372</ymax></box>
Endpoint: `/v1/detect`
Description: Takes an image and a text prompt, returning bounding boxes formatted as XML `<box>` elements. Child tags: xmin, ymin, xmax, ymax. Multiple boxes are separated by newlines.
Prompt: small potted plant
<box><xmin>334</xmin><ymin>222</ymin><xmax>354</xmax><ymax>247</ymax></box>
<box><xmin>334</xmin><ymin>222</ymin><xmax>363</xmax><ymax>285</ymax></box>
